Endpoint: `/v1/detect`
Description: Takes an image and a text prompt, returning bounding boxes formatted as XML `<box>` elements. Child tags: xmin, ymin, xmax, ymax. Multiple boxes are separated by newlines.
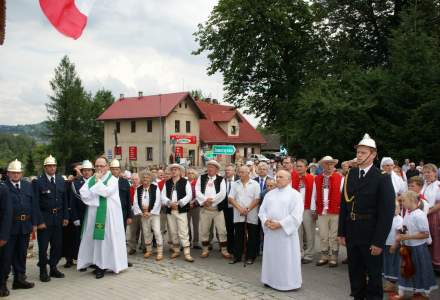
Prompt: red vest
<box><xmin>291</xmin><ymin>171</ymin><xmax>314</xmax><ymax>210</ymax></box>
<box><xmin>315</xmin><ymin>172</ymin><xmax>342</xmax><ymax>215</ymax></box>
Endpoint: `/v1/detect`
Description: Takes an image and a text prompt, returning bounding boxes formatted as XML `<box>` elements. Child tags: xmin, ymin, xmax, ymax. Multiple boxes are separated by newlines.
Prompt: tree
<box><xmin>46</xmin><ymin>55</ymin><xmax>93</xmax><ymax>171</ymax></box>
<box><xmin>24</xmin><ymin>149</ymin><xmax>36</xmax><ymax>176</ymax></box>
<box><xmin>193</xmin><ymin>0</ymin><xmax>323</xmax><ymax>126</ymax></box>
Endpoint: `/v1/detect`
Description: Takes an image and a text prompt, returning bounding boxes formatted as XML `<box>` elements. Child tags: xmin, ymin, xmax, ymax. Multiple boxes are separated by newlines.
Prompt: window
<box><xmin>146</xmin><ymin>147</ymin><xmax>153</xmax><ymax>161</ymax></box>
<box><xmin>251</xmin><ymin>147</ymin><xmax>255</xmax><ymax>154</ymax></box>
<box><xmin>186</xmin><ymin>121</ymin><xmax>191</xmax><ymax>133</ymax></box>
<box><xmin>179</xmin><ymin>103</ymin><xmax>182</xmax><ymax>108</ymax></box>
<box><xmin>185</xmin><ymin>102</ymin><xmax>188</xmax><ymax>109</ymax></box>
<box><xmin>147</xmin><ymin>120</ymin><xmax>153</xmax><ymax>132</ymax></box>
<box><xmin>231</xmin><ymin>125</ymin><xmax>237</xmax><ymax>135</ymax></box>
<box><xmin>116</xmin><ymin>121</ymin><xmax>120</xmax><ymax>133</ymax></box>
<box><xmin>131</xmin><ymin>120</ymin><xmax>136</xmax><ymax>133</ymax></box>
<box><xmin>175</xmin><ymin>120</ymin><xmax>180</xmax><ymax>133</ymax></box>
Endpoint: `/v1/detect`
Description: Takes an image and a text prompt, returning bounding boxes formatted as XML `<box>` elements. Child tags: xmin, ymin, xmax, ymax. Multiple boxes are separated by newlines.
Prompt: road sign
<box><xmin>212</xmin><ymin>145</ymin><xmax>236</xmax><ymax>155</ymax></box>
<box><xmin>107</xmin><ymin>149</ymin><xmax>113</xmax><ymax>160</ymax></box>
<box><xmin>204</xmin><ymin>151</ymin><xmax>215</xmax><ymax>160</ymax></box>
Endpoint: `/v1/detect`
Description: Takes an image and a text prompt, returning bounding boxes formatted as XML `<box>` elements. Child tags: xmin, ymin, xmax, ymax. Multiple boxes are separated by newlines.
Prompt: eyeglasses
<box><xmin>95</xmin><ymin>165</ymin><xmax>106</xmax><ymax>168</ymax></box>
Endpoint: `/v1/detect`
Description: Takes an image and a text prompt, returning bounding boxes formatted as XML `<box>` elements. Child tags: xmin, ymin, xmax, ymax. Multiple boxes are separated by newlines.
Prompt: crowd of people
<box><xmin>0</xmin><ymin>133</ymin><xmax>439</xmax><ymax>299</ymax></box>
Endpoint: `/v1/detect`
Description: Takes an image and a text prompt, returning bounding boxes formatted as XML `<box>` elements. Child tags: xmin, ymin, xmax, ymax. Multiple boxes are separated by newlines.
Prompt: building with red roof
<box><xmin>98</xmin><ymin>91</ymin><xmax>265</xmax><ymax>169</ymax></box>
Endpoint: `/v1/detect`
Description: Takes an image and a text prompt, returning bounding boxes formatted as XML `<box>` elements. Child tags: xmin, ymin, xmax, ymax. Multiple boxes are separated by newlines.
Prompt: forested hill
<box><xmin>0</xmin><ymin>121</ymin><xmax>49</xmax><ymax>143</ymax></box>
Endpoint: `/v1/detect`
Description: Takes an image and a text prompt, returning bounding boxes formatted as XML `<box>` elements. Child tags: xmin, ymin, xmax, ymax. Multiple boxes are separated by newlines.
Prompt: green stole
<box><xmin>87</xmin><ymin>172</ymin><xmax>112</xmax><ymax>240</ymax></box>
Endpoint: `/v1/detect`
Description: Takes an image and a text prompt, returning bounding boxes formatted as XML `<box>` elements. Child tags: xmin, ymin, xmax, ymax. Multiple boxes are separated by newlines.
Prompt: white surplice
<box><xmin>259</xmin><ymin>185</ymin><xmax>304</xmax><ymax>291</ymax></box>
<box><xmin>77</xmin><ymin>171</ymin><xmax>128</xmax><ymax>273</ymax></box>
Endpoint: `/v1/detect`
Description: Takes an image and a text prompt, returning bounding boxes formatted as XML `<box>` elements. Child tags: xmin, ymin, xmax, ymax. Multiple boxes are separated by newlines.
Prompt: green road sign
<box><xmin>204</xmin><ymin>150</ymin><xmax>215</xmax><ymax>159</ymax></box>
<box><xmin>212</xmin><ymin>145</ymin><xmax>236</xmax><ymax>155</ymax></box>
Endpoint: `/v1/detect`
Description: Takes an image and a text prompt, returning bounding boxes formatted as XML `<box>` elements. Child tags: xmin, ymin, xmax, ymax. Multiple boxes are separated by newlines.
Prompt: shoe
<box><xmin>40</xmin><ymin>267</ymin><xmax>51</xmax><ymax>282</ymax></box>
<box><xmin>316</xmin><ymin>259</ymin><xmax>328</xmax><ymax>266</ymax></box>
<box><xmin>192</xmin><ymin>245</ymin><xmax>202</xmax><ymax>250</ymax></box>
<box><xmin>301</xmin><ymin>258</ymin><xmax>312</xmax><ymax>264</ymax></box>
<box><xmin>79</xmin><ymin>268</ymin><xmax>87</xmax><ymax>272</ymax></box>
<box><xmin>12</xmin><ymin>274</ymin><xmax>34</xmax><ymax>290</ymax></box>
<box><xmin>208</xmin><ymin>245</ymin><xmax>213</xmax><ymax>251</ymax></box>
<box><xmin>144</xmin><ymin>251</ymin><xmax>153</xmax><ymax>259</ymax></box>
<box><xmin>383</xmin><ymin>281</ymin><xmax>397</xmax><ymax>293</ymax></box>
<box><xmin>184</xmin><ymin>255</ymin><xmax>194</xmax><ymax>262</ymax></box>
<box><xmin>200</xmin><ymin>251</ymin><xmax>209</xmax><ymax>258</ymax></box>
<box><xmin>128</xmin><ymin>262</ymin><xmax>133</xmax><ymax>267</ymax></box>
<box><xmin>329</xmin><ymin>261</ymin><xmax>338</xmax><ymax>268</ymax></box>
<box><xmin>170</xmin><ymin>251</ymin><xmax>180</xmax><ymax>259</ymax></box>
<box><xmin>221</xmin><ymin>249</ymin><xmax>232</xmax><ymax>259</ymax></box>
<box><xmin>156</xmin><ymin>246</ymin><xmax>164</xmax><ymax>261</ymax></box>
<box><xmin>95</xmin><ymin>269</ymin><xmax>105</xmax><ymax>279</ymax></box>
<box><xmin>229</xmin><ymin>259</ymin><xmax>241</xmax><ymax>264</ymax></box>
<box><xmin>0</xmin><ymin>283</ymin><xmax>9</xmax><ymax>297</ymax></box>
<box><xmin>64</xmin><ymin>260</ymin><xmax>73</xmax><ymax>268</ymax></box>
<box><xmin>246</xmin><ymin>259</ymin><xmax>254</xmax><ymax>265</ymax></box>
<box><xmin>128</xmin><ymin>249</ymin><xmax>136</xmax><ymax>255</ymax></box>
<box><xmin>50</xmin><ymin>268</ymin><xmax>65</xmax><ymax>278</ymax></box>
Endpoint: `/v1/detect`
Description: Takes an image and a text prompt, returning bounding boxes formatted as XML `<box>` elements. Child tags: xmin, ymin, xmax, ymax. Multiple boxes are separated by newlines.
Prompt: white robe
<box><xmin>77</xmin><ymin>172</ymin><xmax>128</xmax><ymax>273</ymax></box>
<box><xmin>259</xmin><ymin>185</ymin><xmax>304</xmax><ymax>291</ymax></box>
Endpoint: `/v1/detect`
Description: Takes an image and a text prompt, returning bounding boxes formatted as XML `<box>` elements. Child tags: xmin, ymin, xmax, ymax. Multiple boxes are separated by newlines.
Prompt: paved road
<box><xmin>6</xmin><ymin>243</ymin><xmax>440</xmax><ymax>299</ymax></box>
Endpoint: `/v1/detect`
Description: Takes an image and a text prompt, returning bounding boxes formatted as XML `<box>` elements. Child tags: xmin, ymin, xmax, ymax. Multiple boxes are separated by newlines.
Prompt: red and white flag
<box><xmin>39</xmin><ymin>0</ymin><xmax>96</xmax><ymax>40</ymax></box>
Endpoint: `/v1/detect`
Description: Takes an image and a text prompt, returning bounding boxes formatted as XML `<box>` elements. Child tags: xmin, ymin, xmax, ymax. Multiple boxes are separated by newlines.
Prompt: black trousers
<box><xmin>37</xmin><ymin>225</ymin><xmax>62</xmax><ymax>269</ymax></box>
<box><xmin>62</xmin><ymin>222</ymin><xmax>80</xmax><ymax>261</ymax></box>
<box><xmin>0</xmin><ymin>234</ymin><xmax>30</xmax><ymax>282</ymax></box>
<box><xmin>233</xmin><ymin>222</ymin><xmax>257</xmax><ymax>260</ymax></box>
<box><xmin>347</xmin><ymin>243</ymin><xmax>383</xmax><ymax>300</ymax></box>
<box><xmin>223</xmin><ymin>208</ymin><xmax>235</xmax><ymax>253</ymax></box>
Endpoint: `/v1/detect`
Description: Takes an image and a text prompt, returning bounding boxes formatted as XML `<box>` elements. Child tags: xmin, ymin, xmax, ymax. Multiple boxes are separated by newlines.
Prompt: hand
<box><xmin>73</xmin><ymin>220</ymin><xmax>81</xmax><ymax>227</ymax></box>
<box><xmin>312</xmin><ymin>211</ymin><xmax>318</xmax><ymax>221</ymax></box>
<box><xmin>268</xmin><ymin>221</ymin><xmax>281</xmax><ymax>230</ymax></box>
<box><xmin>63</xmin><ymin>219</ymin><xmax>69</xmax><ymax>227</ymax></box>
<box><xmin>95</xmin><ymin>171</ymin><xmax>103</xmax><ymax>180</ymax></box>
<box><xmin>37</xmin><ymin>223</ymin><xmax>47</xmax><ymax>230</ymax></box>
<box><xmin>204</xmin><ymin>198</ymin><xmax>213</xmax><ymax>207</ymax></box>
<box><xmin>338</xmin><ymin>236</ymin><xmax>346</xmax><ymax>246</ymax></box>
<box><xmin>190</xmin><ymin>201</ymin><xmax>196</xmax><ymax>209</ymax></box>
<box><xmin>370</xmin><ymin>245</ymin><xmax>383</xmax><ymax>256</ymax></box>
<box><xmin>143</xmin><ymin>211</ymin><xmax>150</xmax><ymax>218</ymax></box>
<box><xmin>0</xmin><ymin>240</ymin><xmax>7</xmax><ymax>247</ymax></box>
<box><xmin>74</xmin><ymin>166</ymin><xmax>82</xmax><ymax>177</ymax></box>
<box><xmin>239</xmin><ymin>207</ymin><xmax>248</xmax><ymax>216</ymax></box>
<box><xmin>396</xmin><ymin>234</ymin><xmax>403</xmax><ymax>242</ymax></box>
<box><xmin>127</xmin><ymin>218</ymin><xmax>133</xmax><ymax>225</ymax></box>
<box><xmin>171</xmin><ymin>202</ymin><xmax>178</xmax><ymax>210</ymax></box>
<box><xmin>264</xmin><ymin>219</ymin><xmax>272</xmax><ymax>227</ymax></box>
<box><xmin>389</xmin><ymin>245</ymin><xmax>397</xmax><ymax>254</ymax></box>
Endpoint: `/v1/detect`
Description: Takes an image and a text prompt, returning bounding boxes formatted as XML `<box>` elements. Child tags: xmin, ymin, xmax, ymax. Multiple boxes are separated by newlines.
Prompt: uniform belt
<box><xmin>15</xmin><ymin>214</ymin><xmax>31</xmax><ymax>221</ymax></box>
<box><xmin>49</xmin><ymin>208</ymin><xmax>61</xmax><ymax>214</ymax></box>
<box><xmin>350</xmin><ymin>213</ymin><xmax>374</xmax><ymax>221</ymax></box>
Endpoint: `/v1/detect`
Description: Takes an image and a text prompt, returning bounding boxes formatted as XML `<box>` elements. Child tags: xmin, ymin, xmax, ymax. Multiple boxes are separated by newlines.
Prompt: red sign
<box><xmin>170</xmin><ymin>134</ymin><xmax>197</xmax><ymax>144</ymax></box>
<box><xmin>129</xmin><ymin>146</ymin><xmax>137</xmax><ymax>161</ymax></box>
<box><xmin>175</xmin><ymin>146</ymin><xmax>183</xmax><ymax>158</ymax></box>
<box><xmin>114</xmin><ymin>146</ymin><xmax>122</xmax><ymax>155</ymax></box>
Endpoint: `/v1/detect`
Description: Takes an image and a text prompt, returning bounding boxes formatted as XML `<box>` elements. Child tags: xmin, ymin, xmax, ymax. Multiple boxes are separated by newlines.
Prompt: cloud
<box><xmin>0</xmin><ymin>0</ymin><xmax>259</xmax><ymax>126</ymax></box>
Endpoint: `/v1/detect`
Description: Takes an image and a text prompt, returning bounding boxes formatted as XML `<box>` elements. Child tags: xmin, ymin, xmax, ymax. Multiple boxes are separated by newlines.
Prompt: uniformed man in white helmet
<box><xmin>337</xmin><ymin>134</ymin><xmax>395</xmax><ymax>300</ymax></box>
<box><xmin>33</xmin><ymin>155</ymin><xmax>69</xmax><ymax>282</ymax></box>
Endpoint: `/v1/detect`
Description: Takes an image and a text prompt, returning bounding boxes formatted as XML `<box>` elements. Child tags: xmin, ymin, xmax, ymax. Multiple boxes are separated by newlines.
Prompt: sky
<box><xmin>0</xmin><ymin>0</ymin><xmax>258</xmax><ymax>126</ymax></box>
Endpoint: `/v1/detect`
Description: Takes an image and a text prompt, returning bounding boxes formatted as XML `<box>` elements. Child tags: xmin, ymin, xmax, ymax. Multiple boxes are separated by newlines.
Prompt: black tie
<box><xmin>50</xmin><ymin>177</ymin><xmax>55</xmax><ymax>185</ymax></box>
<box><xmin>15</xmin><ymin>183</ymin><xmax>20</xmax><ymax>191</ymax></box>
<box><xmin>360</xmin><ymin>170</ymin><xmax>365</xmax><ymax>179</ymax></box>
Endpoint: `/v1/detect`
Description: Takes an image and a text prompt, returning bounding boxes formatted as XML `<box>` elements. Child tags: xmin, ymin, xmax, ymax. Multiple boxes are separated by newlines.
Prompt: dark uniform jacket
<box><xmin>338</xmin><ymin>166</ymin><xmax>395</xmax><ymax>247</ymax></box>
<box><xmin>70</xmin><ymin>177</ymin><xmax>87</xmax><ymax>223</ymax></box>
<box><xmin>118</xmin><ymin>177</ymin><xmax>133</xmax><ymax>221</ymax></box>
<box><xmin>0</xmin><ymin>183</ymin><xmax>12</xmax><ymax>242</ymax></box>
<box><xmin>33</xmin><ymin>174</ymin><xmax>69</xmax><ymax>226</ymax></box>
<box><xmin>5</xmin><ymin>180</ymin><xmax>38</xmax><ymax>235</ymax></box>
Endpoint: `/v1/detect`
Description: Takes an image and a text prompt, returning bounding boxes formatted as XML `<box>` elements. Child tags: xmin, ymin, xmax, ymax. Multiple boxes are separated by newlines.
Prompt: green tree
<box><xmin>24</xmin><ymin>149</ymin><xmax>36</xmax><ymax>176</ymax></box>
<box><xmin>46</xmin><ymin>55</ymin><xmax>93</xmax><ymax>171</ymax></box>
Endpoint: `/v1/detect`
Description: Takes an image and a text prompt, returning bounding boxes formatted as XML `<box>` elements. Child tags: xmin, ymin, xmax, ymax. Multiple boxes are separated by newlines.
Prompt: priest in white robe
<box><xmin>259</xmin><ymin>169</ymin><xmax>304</xmax><ymax>291</ymax></box>
<box><xmin>78</xmin><ymin>157</ymin><xmax>128</xmax><ymax>279</ymax></box>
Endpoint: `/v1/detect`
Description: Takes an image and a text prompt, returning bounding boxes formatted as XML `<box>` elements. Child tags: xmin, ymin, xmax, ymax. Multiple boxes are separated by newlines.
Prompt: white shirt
<box><xmin>160</xmin><ymin>178</ymin><xmax>192</xmax><ymax>208</ymax></box>
<box><xmin>46</xmin><ymin>173</ymin><xmax>56</xmax><ymax>183</ymax></box>
<box><xmin>195</xmin><ymin>175</ymin><xmax>226</xmax><ymax>208</ymax></box>
<box><xmin>359</xmin><ymin>164</ymin><xmax>373</xmax><ymax>178</ymax></box>
<box><xmin>229</xmin><ymin>179</ymin><xmax>261</xmax><ymax>224</ymax></box>
<box><xmin>10</xmin><ymin>180</ymin><xmax>21</xmax><ymax>189</ymax></box>
<box><xmin>421</xmin><ymin>180</ymin><xmax>440</xmax><ymax>207</ymax></box>
<box><xmin>386</xmin><ymin>215</ymin><xmax>403</xmax><ymax>246</ymax></box>
<box><xmin>310</xmin><ymin>176</ymin><xmax>344</xmax><ymax>212</ymax></box>
<box><xmin>402</xmin><ymin>209</ymin><xmax>431</xmax><ymax>246</ymax></box>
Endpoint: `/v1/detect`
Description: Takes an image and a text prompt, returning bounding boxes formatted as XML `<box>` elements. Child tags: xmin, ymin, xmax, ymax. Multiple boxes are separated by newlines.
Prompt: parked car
<box><xmin>248</xmin><ymin>154</ymin><xmax>270</xmax><ymax>162</ymax></box>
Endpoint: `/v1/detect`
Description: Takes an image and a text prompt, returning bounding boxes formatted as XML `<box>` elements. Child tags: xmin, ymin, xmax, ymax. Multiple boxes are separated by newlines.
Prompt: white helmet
<box><xmin>110</xmin><ymin>159</ymin><xmax>120</xmax><ymax>168</ymax></box>
<box><xmin>81</xmin><ymin>160</ymin><xmax>94</xmax><ymax>170</ymax></box>
<box><xmin>7</xmin><ymin>159</ymin><xmax>23</xmax><ymax>172</ymax></box>
<box><xmin>43</xmin><ymin>154</ymin><xmax>57</xmax><ymax>166</ymax></box>
<box><xmin>355</xmin><ymin>133</ymin><xmax>377</xmax><ymax>149</ymax></box>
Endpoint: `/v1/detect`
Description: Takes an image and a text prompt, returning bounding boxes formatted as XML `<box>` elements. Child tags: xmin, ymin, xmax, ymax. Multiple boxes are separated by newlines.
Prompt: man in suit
<box><xmin>0</xmin><ymin>159</ymin><xmax>39</xmax><ymax>295</ymax></box>
<box><xmin>253</xmin><ymin>162</ymin><xmax>271</xmax><ymax>256</ymax></box>
<box><xmin>338</xmin><ymin>134</ymin><xmax>395</xmax><ymax>300</ymax></box>
<box><xmin>33</xmin><ymin>155</ymin><xmax>69</xmax><ymax>282</ymax></box>
<box><xmin>221</xmin><ymin>164</ymin><xmax>238</xmax><ymax>255</ymax></box>
<box><xmin>0</xmin><ymin>177</ymin><xmax>12</xmax><ymax>297</ymax></box>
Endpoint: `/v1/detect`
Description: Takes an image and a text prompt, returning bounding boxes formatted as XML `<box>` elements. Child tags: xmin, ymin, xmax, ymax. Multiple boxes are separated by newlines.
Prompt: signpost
<box><xmin>212</xmin><ymin>145</ymin><xmax>236</xmax><ymax>156</ymax></box>
<box><xmin>129</xmin><ymin>146</ymin><xmax>137</xmax><ymax>161</ymax></box>
<box><xmin>204</xmin><ymin>150</ymin><xmax>215</xmax><ymax>160</ymax></box>
<box><xmin>170</xmin><ymin>134</ymin><xmax>197</xmax><ymax>144</ymax></box>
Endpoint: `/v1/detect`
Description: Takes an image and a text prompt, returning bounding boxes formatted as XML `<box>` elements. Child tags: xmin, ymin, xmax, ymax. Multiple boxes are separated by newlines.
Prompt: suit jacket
<box><xmin>338</xmin><ymin>166</ymin><xmax>395</xmax><ymax>247</ymax></box>
<box><xmin>33</xmin><ymin>173</ymin><xmax>69</xmax><ymax>226</ymax></box>
<box><xmin>0</xmin><ymin>183</ymin><xmax>12</xmax><ymax>241</ymax></box>
<box><xmin>119</xmin><ymin>177</ymin><xmax>133</xmax><ymax>220</ymax></box>
<box><xmin>70</xmin><ymin>177</ymin><xmax>87</xmax><ymax>223</ymax></box>
<box><xmin>5</xmin><ymin>180</ymin><xmax>38</xmax><ymax>235</ymax></box>
<box><xmin>219</xmin><ymin>175</ymin><xmax>239</xmax><ymax>210</ymax></box>
<box><xmin>254</xmin><ymin>176</ymin><xmax>271</xmax><ymax>200</ymax></box>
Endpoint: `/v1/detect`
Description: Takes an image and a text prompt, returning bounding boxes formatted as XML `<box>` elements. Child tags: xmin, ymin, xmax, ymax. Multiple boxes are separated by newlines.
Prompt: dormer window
<box><xmin>231</xmin><ymin>125</ymin><xmax>237</xmax><ymax>135</ymax></box>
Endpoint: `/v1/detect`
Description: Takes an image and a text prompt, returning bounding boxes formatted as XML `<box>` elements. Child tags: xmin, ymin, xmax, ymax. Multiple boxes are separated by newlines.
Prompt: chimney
<box><xmin>138</xmin><ymin>91</ymin><xmax>143</xmax><ymax>98</ymax></box>
<box><xmin>120</xmin><ymin>93</ymin><xmax>124</xmax><ymax>100</ymax></box>
<box><xmin>205</xmin><ymin>97</ymin><xmax>211</xmax><ymax>103</ymax></box>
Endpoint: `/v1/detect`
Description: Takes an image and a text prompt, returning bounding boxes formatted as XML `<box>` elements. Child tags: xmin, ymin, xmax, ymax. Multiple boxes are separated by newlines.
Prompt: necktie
<box><xmin>227</xmin><ymin>180</ymin><xmax>232</xmax><ymax>194</ymax></box>
<box><xmin>260</xmin><ymin>178</ymin><xmax>265</xmax><ymax>191</ymax></box>
<box><xmin>15</xmin><ymin>183</ymin><xmax>20</xmax><ymax>191</ymax></box>
<box><xmin>360</xmin><ymin>170</ymin><xmax>365</xmax><ymax>179</ymax></box>
<box><xmin>50</xmin><ymin>177</ymin><xmax>55</xmax><ymax>185</ymax></box>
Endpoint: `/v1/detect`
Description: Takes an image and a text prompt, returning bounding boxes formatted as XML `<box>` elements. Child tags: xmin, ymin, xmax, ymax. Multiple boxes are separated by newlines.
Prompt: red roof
<box><xmin>196</xmin><ymin>101</ymin><xmax>266</xmax><ymax>145</ymax></box>
<box><xmin>97</xmin><ymin>92</ymin><xmax>200</xmax><ymax>120</ymax></box>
